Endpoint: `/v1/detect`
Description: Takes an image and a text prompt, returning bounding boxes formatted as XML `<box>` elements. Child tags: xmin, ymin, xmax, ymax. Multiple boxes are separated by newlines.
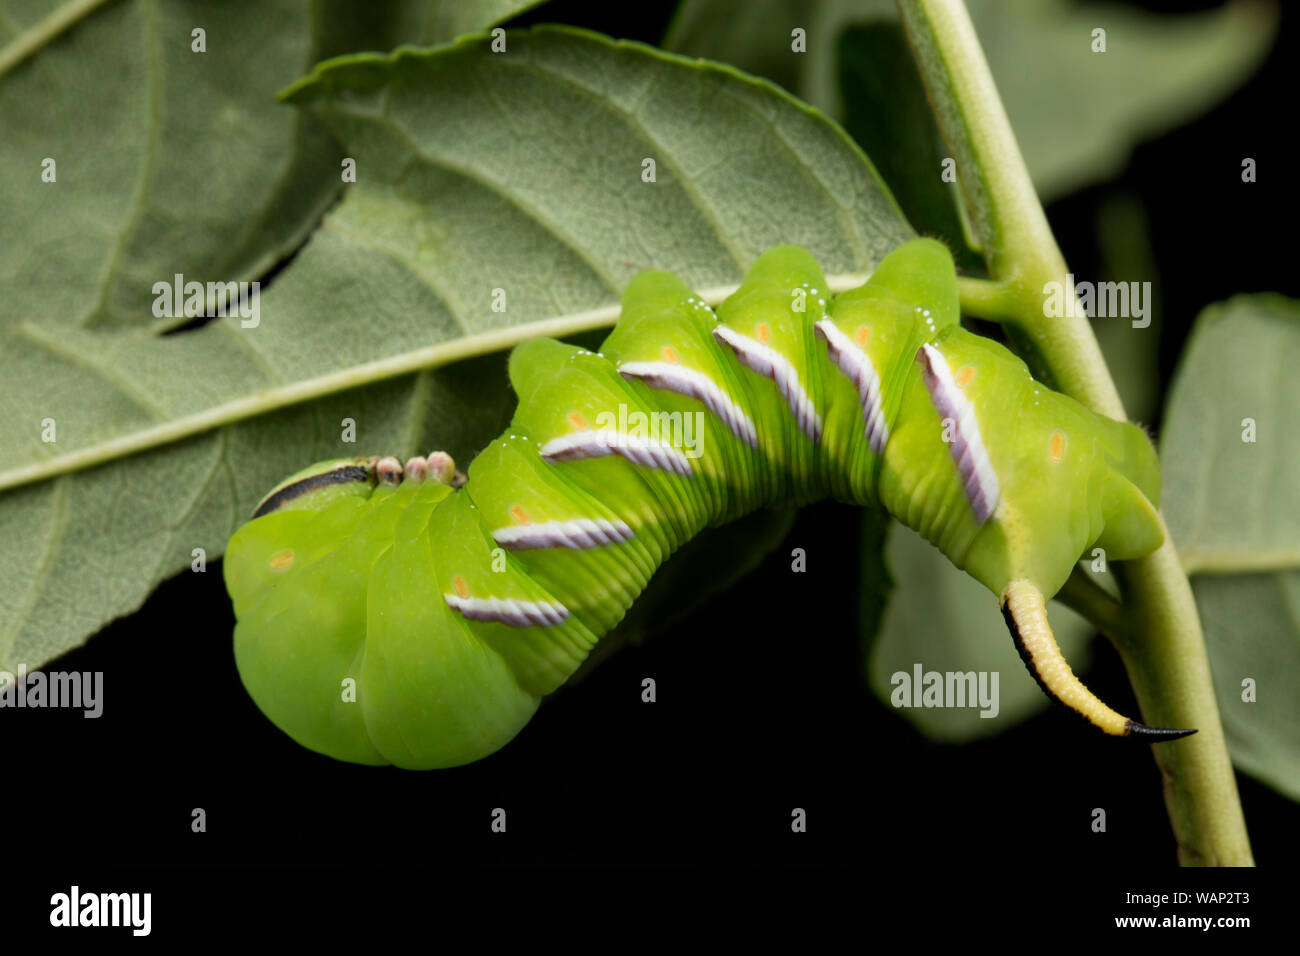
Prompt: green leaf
<box><xmin>866</xmin><ymin>523</ymin><xmax>1092</xmax><ymax>743</ymax></box>
<box><xmin>1191</xmin><ymin>572</ymin><xmax>1300</xmax><ymax>803</ymax></box>
<box><xmin>668</xmin><ymin>0</ymin><xmax>1275</xmax><ymax>201</ymax></box>
<box><xmin>0</xmin><ymin>359</ymin><xmax>519</xmax><ymax>674</ymax></box>
<box><xmin>974</xmin><ymin>0</ymin><xmax>1275</xmax><ymax>201</ymax></box>
<box><xmin>1163</xmin><ymin>296</ymin><xmax>1300</xmax><ymax>575</ymax></box>
<box><xmin>0</xmin><ymin>0</ymin><xmax>539</xmax><ymax>331</ymax></box>
<box><xmin>442</xmin><ymin>0</ymin><xmax>549</xmax><ymax>41</ymax></box>
<box><xmin>666</xmin><ymin>0</ymin><xmax>890</xmax><ymax>104</ymax></box>
<box><xmin>838</xmin><ymin>22</ymin><xmax>981</xmax><ymax>271</ymax></box>
<box><xmin>0</xmin><ymin>26</ymin><xmax>911</xmax><ymax>671</ymax></box>
<box><xmin>1161</xmin><ymin>294</ymin><xmax>1300</xmax><ymax>800</ymax></box>
<box><xmin>326</xmin><ymin>0</ymin><xmax>551</xmax><ymax>47</ymax></box>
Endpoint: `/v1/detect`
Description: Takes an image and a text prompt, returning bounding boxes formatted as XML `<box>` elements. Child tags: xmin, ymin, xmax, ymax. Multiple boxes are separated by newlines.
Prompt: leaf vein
<box><xmin>0</xmin><ymin>477</ymin><xmax>71</xmax><ymax>665</ymax></box>
<box><xmin>12</xmin><ymin>322</ymin><xmax>169</xmax><ymax>420</ymax></box>
<box><xmin>80</xmin><ymin>0</ymin><xmax>164</xmax><ymax>329</ymax></box>
<box><xmin>322</xmin><ymin>217</ymin><xmax>472</xmax><ymax>334</ymax></box>
<box><xmin>521</xmin><ymin>57</ymin><xmax>752</xmax><ymax>271</ymax></box>
<box><xmin>373</xmin><ymin>116</ymin><xmax>625</xmax><ymax>296</ymax></box>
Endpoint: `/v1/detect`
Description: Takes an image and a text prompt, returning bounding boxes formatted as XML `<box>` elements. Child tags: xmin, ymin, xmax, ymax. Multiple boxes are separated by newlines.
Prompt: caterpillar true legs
<box><xmin>224</xmin><ymin>239</ymin><xmax>1192</xmax><ymax>769</ymax></box>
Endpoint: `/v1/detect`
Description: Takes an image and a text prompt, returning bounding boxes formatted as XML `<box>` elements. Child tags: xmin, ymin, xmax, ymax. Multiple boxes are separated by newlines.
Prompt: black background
<box><xmin>8</xmin><ymin>0</ymin><xmax>1295</xmax><ymax>932</ymax></box>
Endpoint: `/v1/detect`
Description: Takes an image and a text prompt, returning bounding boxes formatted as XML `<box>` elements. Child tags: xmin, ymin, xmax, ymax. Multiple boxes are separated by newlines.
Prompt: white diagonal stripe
<box><xmin>444</xmin><ymin>593</ymin><xmax>569</xmax><ymax>628</ymax></box>
<box><xmin>712</xmin><ymin>325</ymin><xmax>822</xmax><ymax>443</ymax></box>
<box><xmin>619</xmin><ymin>361</ymin><xmax>758</xmax><ymax>449</ymax></box>
<box><xmin>540</xmin><ymin>430</ymin><xmax>693</xmax><ymax>477</ymax></box>
<box><xmin>491</xmin><ymin>517</ymin><xmax>635</xmax><ymax>551</ymax></box>
<box><xmin>814</xmin><ymin>319</ymin><xmax>890</xmax><ymax>455</ymax></box>
<box><xmin>917</xmin><ymin>343</ymin><xmax>1000</xmax><ymax>525</ymax></box>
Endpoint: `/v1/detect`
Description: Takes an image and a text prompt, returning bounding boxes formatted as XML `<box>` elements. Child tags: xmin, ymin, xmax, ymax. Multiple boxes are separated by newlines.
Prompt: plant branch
<box><xmin>1056</xmin><ymin>566</ymin><xmax>1127</xmax><ymax>639</ymax></box>
<box><xmin>896</xmin><ymin>0</ymin><xmax>1253</xmax><ymax>865</ymax></box>
<box><xmin>955</xmin><ymin>277</ymin><xmax>1019</xmax><ymax>323</ymax></box>
<box><xmin>896</xmin><ymin>0</ymin><xmax>1123</xmax><ymax>416</ymax></box>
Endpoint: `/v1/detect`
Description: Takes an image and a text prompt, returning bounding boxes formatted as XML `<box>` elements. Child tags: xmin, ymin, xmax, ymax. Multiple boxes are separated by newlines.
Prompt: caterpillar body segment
<box><xmin>433</xmin><ymin>489</ymin><xmax>598</xmax><ymax>694</ymax></box>
<box><xmin>710</xmin><ymin>246</ymin><xmax>832</xmax><ymax>497</ymax></box>
<box><xmin>230</xmin><ymin>479</ymin><xmax>422</xmax><ymax>766</ymax></box>
<box><xmin>359</xmin><ymin>482</ymin><xmax>541</xmax><ymax>769</ymax></box>
<box><xmin>225</xmin><ymin>239</ymin><xmax>1190</xmax><ymax>769</ymax></box>
<box><xmin>602</xmin><ymin>270</ymin><xmax>764</xmax><ymax>522</ymax></box>
<box><xmin>465</xmin><ymin>435</ymin><xmax>656</xmax><ymax>637</ymax></box>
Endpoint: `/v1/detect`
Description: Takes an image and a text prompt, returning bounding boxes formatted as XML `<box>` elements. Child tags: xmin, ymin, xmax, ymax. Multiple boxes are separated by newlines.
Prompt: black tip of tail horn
<box><xmin>1123</xmin><ymin>721</ymin><xmax>1198</xmax><ymax>742</ymax></box>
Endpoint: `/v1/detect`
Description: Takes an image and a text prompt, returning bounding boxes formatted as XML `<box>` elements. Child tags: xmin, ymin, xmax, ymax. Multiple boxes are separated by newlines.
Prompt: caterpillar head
<box><xmin>225</xmin><ymin>454</ymin><xmax>540</xmax><ymax>769</ymax></box>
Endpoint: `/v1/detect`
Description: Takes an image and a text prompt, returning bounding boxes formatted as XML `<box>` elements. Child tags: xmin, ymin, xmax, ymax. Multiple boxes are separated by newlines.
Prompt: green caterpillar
<box><xmin>223</xmin><ymin>238</ymin><xmax>1191</xmax><ymax>769</ymax></box>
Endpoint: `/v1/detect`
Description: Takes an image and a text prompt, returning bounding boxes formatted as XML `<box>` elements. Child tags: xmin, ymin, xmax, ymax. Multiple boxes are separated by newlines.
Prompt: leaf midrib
<box><xmin>0</xmin><ymin>272</ymin><xmax>872</xmax><ymax>495</ymax></box>
<box><xmin>82</xmin><ymin>0</ymin><xmax>162</xmax><ymax>329</ymax></box>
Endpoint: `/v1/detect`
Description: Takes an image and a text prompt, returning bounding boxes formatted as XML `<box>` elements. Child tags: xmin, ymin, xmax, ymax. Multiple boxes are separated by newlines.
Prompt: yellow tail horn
<box><xmin>1000</xmin><ymin>579</ymin><xmax>1195</xmax><ymax>741</ymax></box>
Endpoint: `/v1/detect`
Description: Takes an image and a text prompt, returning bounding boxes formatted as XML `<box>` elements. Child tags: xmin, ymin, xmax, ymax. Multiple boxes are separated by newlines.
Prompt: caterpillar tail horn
<box><xmin>1000</xmin><ymin>579</ymin><xmax>1196</xmax><ymax>742</ymax></box>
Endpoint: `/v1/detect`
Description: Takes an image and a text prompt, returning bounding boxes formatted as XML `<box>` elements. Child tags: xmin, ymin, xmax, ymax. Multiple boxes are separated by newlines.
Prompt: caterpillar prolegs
<box><xmin>223</xmin><ymin>239</ymin><xmax>1193</xmax><ymax>769</ymax></box>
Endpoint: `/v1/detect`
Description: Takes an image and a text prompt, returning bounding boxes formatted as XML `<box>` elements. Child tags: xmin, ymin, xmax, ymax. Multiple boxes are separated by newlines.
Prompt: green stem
<box><xmin>1056</xmin><ymin>566</ymin><xmax>1127</xmax><ymax>639</ymax></box>
<box><xmin>896</xmin><ymin>0</ymin><xmax>1122</xmax><ymax>414</ymax></box>
<box><xmin>1113</xmin><ymin>532</ymin><xmax>1253</xmax><ymax>865</ymax></box>
<box><xmin>897</xmin><ymin>0</ymin><xmax>1252</xmax><ymax>865</ymax></box>
<box><xmin>955</xmin><ymin>276</ymin><xmax>1019</xmax><ymax>323</ymax></box>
